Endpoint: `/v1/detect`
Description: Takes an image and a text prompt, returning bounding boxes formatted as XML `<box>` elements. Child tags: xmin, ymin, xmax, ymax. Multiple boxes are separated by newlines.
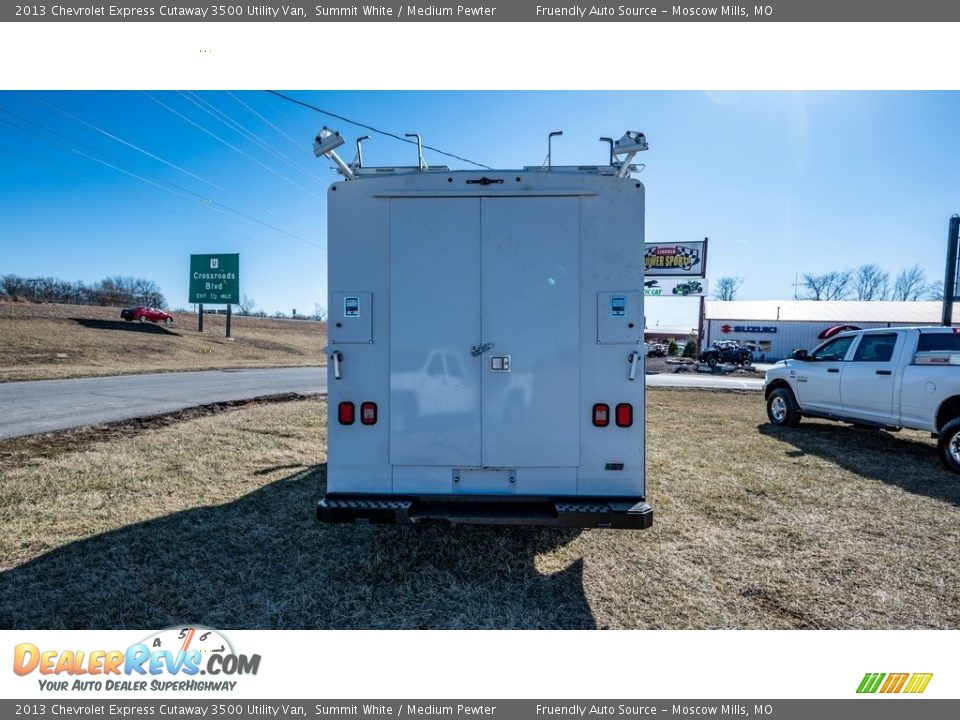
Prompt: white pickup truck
<box><xmin>763</xmin><ymin>326</ymin><xmax>960</xmax><ymax>473</ymax></box>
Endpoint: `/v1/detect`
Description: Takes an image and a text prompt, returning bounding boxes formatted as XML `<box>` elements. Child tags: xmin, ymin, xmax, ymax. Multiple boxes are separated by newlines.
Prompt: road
<box><xmin>0</xmin><ymin>367</ymin><xmax>327</xmax><ymax>440</ymax></box>
<box><xmin>645</xmin><ymin>372</ymin><xmax>764</xmax><ymax>391</ymax></box>
<box><xmin>0</xmin><ymin>366</ymin><xmax>761</xmax><ymax>441</ymax></box>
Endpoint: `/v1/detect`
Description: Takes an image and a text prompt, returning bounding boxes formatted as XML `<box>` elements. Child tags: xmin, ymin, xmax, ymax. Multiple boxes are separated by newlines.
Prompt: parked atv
<box><xmin>645</xmin><ymin>342</ymin><xmax>667</xmax><ymax>358</ymax></box>
<box><xmin>671</xmin><ymin>280</ymin><xmax>703</xmax><ymax>296</ymax></box>
<box><xmin>698</xmin><ymin>340</ymin><xmax>753</xmax><ymax>368</ymax></box>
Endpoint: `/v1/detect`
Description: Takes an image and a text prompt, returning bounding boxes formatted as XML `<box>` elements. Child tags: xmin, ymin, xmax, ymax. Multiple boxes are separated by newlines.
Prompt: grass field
<box><xmin>0</xmin><ymin>301</ymin><xmax>326</xmax><ymax>382</ymax></box>
<box><xmin>0</xmin><ymin>389</ymin><xmax>957</xmax><ymax>630</ymax></box>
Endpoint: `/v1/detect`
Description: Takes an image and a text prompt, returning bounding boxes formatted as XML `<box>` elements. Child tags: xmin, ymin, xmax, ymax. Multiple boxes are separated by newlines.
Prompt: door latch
<box><xmin>627</xmin><ymin>351</ymin><xmax>640</xmax><ymax>381</ymax></box>
<box><xmin>471</xmin><ymin>341</ymin><xmax>495</xmax><ymax>357</ymax></box>
<box><xmin>332</xmin><ymin>351</ymin><xmax>343</xmax><ymax>380</ymax></box>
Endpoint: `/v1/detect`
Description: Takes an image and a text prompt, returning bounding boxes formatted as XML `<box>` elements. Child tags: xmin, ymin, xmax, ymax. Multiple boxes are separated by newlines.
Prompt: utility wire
<box><xmin>180</xmin><ymin>91</ymin><xmax>327</xmax><ymax>185</ymax></box>
<box><xmin>264</xmin><ymin>90</ymin><xmax>493</xmax><ymax>170</ymax></box>
<box><xmin>12</xmin><ymin>96</ymin><xmax>324</xmax><ymax>247</ymax></box>
<box><xmin>22</xmin><ymin>91</ymin><xmax>288</xmax><ymax>221</ymax></box>
<box><xmin>0</xmin><ymin>109</ymin><xmax>326</xmax><ymax>252</ymax></box>
<box><xmin>143</xmin><ymin>91</ymin><xmax>325</xmax><ymax>200</ymax></box>
<box><xmin>0</xmin><ymin>141</ymin><xmax>320</xmax><ymax>265</ymax></box>
<box><xmin>227</xmin><ymin>90</ymin><xmax>316</xmax><ymax>159</ymax></box>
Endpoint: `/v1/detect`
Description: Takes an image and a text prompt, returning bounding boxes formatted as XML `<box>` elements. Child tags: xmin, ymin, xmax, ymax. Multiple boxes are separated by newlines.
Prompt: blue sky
<box><xmin>1</xmin><ymin>91</ymin><xmax>959</xmax><ymax>324</ymax></box>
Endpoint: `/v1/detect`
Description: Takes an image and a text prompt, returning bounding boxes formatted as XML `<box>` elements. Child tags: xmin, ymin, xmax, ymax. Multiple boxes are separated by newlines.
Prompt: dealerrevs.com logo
<box><xmin>857</xmin><ymin>672</ymin><xmax>933</xmax><ymax>694</ymax></box>
<box><xmin>13</xmin><ymin>627</ymin><xmax>261</xmax><ymax>692</ymax></box>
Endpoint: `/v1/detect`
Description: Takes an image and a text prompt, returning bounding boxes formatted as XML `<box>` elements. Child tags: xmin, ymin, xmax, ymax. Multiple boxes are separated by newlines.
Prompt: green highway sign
<box><xmin>189</xmin><ymin>254</ymin><xmax>239</xmax><ymax>304</ymax></box>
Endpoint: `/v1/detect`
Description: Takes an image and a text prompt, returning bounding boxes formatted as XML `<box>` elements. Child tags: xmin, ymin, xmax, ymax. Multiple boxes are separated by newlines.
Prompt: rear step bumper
<box><xmin>317</xmin><ymin>494</ymin><xmax>653</xmax><ymax>529</ymax></box>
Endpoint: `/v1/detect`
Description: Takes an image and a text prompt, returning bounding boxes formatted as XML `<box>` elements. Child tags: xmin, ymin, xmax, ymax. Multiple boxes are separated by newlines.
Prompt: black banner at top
<box><xmin>4</xmin><ymin>0</ymin><xmax>960</xmax><ymax>22</ymax></box>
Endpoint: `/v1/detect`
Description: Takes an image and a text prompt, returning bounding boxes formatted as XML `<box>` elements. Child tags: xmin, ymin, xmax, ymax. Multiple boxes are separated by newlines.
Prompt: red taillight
<box><xmin>615</xmin><ymin>403</ymin><xmax>633</xmax><ymax>427</ymax></box>
<box><xmin>592</xmin><ymin>403</ymin><xmax>610</xmax><ymax>427</ymax></box>
<box><xmin>360</xmin><ymin>401</ymin><xmax>378</xmax><ymax>425</ymax></box>
<box><xmin>338</xmin><ymin>401</ymin><xmax>355</xmax><ymax>425</ymax></box>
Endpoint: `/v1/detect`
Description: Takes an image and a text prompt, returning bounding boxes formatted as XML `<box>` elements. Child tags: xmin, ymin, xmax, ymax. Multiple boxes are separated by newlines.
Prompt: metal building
<box><xmin>705</xmin><ymin>300</ymin><xmax>949</xmax><ymax>361</ymax></box>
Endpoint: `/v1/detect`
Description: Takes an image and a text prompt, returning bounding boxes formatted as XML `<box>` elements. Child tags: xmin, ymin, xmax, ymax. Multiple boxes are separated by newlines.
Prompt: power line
<box><xmin>10</xmin><ymin>97</ymin><xmax>325</xmax><ymax>250</ymax></box>
<box><xmin>227</xmin><ymin>90</ymin><xmax>316</xmax><ymax>159</ymax></box>
<box><xmin>0</xmin><ymin>108</ymin><xmax>326</xmax><ymax>252</ymax></box>
<box><xmin>264</xmin><ymin>90</ymin><xmax>493</xmax><ymax>170</ymax></box>
<box><xmin>143</xmin><ymin>91</ymin><xmax>325</xmax><ymax>200</ymax></box>
<box><xmin>0</xmin><ymin>140</ymin><xmax>320</xmax><ymax>265</ymax></box>
<box><xmin>179</xmin><ymin>91</ymin><xmax>327</xmax><ymax>185</ymax></box>
<box><xmin>22</xmin><ymin>91</ymin><xmax>289</xmax><ymax>221</ymax></box>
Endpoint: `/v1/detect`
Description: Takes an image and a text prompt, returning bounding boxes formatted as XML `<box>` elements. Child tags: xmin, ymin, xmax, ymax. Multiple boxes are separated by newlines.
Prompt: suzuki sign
<box><xmin>721</xmin><ymin>324</ymin><xmax>778</xmax><ymax>334</ymax></box>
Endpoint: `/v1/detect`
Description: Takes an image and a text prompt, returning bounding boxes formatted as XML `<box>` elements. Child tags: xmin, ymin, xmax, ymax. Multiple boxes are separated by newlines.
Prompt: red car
<box><xmin>121</xmin><ymin>306</ymin><xmax>174</xmax><ymax>324</ymax></box>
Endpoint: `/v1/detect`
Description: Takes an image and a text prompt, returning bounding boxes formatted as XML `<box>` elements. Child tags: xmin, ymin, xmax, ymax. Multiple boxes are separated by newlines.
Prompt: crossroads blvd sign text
<box><xmin>189</xmin><ymin>254</ymin><xmax>239</xmax><ymax>304</ymax></box>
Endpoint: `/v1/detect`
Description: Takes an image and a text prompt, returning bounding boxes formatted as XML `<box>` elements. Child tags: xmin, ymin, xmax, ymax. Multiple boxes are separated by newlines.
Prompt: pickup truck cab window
<box><xmin>917</xmin><ymin>332</ymin><xmax>960</xmax><ymax>352</ymax></box>
<box><xmin>809</xmin><ymin>336</ymin><xmax>854</xmax><ymax>362</ymax></box>
<box><xmin>852</xmin><ymin>333</ymin><xmax>898</xmax><ymax>362</ymax></box>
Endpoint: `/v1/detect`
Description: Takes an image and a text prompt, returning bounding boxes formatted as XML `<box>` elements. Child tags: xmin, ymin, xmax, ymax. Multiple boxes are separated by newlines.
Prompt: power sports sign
<box><xmin>644</xmin><ymin>242</ymin><xmax>705</xmax><ymax>277</ymax></box>
<box><xmin>189</xmin><ymin>254</ymin><xmax>239</xmax><ymax>304</ymax></box>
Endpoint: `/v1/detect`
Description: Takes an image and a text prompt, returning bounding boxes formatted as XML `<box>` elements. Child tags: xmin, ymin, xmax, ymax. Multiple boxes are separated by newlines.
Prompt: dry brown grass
<box><xmin>0</xmin><ymin>301</ymin><xmax>326</xmax><ymax>382</ymax></box>
<box><xmin>0</xmin><ymin>389</ymin><xmax>957</xmax><ymax>629</ymax></box>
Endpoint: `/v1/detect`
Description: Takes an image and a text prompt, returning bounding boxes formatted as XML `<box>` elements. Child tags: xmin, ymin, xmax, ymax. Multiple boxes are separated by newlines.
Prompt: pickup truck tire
<box><xmin>937</xmin><ymin>417</ymin><xmax>960</xmax><ymax>474</ymax></box>
<box><xmin>767</xmin><ymin>388</ymin><xmax>802</xmax><ymax>427</ymax></box>
<box><xmin>706</xmin><ymin>357</ymin><xmax>718</xmax><ymax>368</ymax></box>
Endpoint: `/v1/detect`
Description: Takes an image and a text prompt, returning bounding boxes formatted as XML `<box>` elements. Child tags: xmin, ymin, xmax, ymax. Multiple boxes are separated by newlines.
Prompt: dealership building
<box><xmin>704</xmin><ymin>300</ymin><xmax>950</xmax><ymax>361</ymax></box>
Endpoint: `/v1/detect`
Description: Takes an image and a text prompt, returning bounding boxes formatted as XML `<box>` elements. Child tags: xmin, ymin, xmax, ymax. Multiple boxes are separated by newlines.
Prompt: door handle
<box><xmin>628</xmin><ymin>351</ymin><xmax>640</xmax><ymax>381</ymax></box>
<box><xmin>876</xmin><ymin>370</ymin><xmax>892</xmax><ymax>376</ymax></box>
<box><xmin>332</xmin><ymin>351</ymin><xmax>343</xmax><ymax>380</ymax></box>
<box><xmin>827</xmin><ymin>368</ymin><xmax>840</xmax><ymax>373</ymax></box>
<box><xmin>471</xmin><ymin>341</ymin><xmax>495</xmax><ymax>357</ymax></box>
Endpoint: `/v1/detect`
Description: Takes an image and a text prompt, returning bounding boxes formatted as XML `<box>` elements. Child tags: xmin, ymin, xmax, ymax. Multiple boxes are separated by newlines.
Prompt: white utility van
<box><xmin>315</xmin><ymin>129</ymin><xmax>653</xmax><ymax>528</ymax></box>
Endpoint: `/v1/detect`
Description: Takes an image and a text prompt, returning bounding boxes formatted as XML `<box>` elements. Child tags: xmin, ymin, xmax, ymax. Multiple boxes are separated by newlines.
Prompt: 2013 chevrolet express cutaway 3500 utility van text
<box><xmin>764</xmin><ymin>326</ymin><xmax>960</xmax><ymax>472</ymax></box>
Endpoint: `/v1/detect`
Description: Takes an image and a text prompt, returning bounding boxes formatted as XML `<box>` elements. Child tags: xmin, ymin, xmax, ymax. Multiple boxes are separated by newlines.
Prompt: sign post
<box><xmin>699</xmin><ymin>237</ymin><xmax>709</xmax><ymax>351</ymax></box>
<box><xmin>943</xmin><ymin>215</ymin><xmax>960</xmax><ymax>327</ymax></box>
<box><xmin>189</xmin><ymin>254</ymin><xmax>240</xmax><ymax>338</ymax></box>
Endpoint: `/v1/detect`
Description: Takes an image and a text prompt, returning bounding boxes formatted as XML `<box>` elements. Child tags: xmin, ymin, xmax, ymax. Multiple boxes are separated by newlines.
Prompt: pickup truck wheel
<box><xmin>767</xmin><ymin>388</ymin><xmax>801</xmax><ymax>427</ymax></box>
<box><xmin>937</xmin><ymin>418</ymin><xmax>960</xmax><ymax>474</ymax></box>
<box><xmin>707</xmin><ymin>357</ymin><xmax>718</xmax><ymax>368</ymax></box>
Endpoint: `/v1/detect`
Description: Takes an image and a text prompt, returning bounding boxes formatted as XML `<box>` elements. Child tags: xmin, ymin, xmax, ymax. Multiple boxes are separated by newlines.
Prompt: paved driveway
<box><xmin>0</xmin><ymin>365</ymin><xmax>763</xmax><ymax>441</ymax></box>
<box><xmin>646</xmin><ymin>372</ymin><xmax>764</xmax><ymax>392</ymax></box>
<box><xmin>0</xmin><ymin>367</ymin><xmax>327</xmax><ymax>440</ymax></box>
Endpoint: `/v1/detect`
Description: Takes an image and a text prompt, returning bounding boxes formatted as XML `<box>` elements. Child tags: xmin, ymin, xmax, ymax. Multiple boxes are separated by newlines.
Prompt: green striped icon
<box><xmin>857</xmin><ymin>672</ymin><xmax>933</xmax><ymax>694</ymax></box>
<box><xmin>857</xmin><ymin>673</ymin><xmax>887</xmax><ymax>693</ymax></box>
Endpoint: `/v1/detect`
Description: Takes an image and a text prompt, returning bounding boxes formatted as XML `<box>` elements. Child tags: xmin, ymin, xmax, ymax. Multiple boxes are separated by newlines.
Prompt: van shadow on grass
<box><xmin>0</xmin><ymin>465</ymin><xmax>594</xmax><ymax>630</ymax></box>
<box><xmin>72</xmin><ymin>318</ymin><xmax>181</xmax><ymax>336</ymax></box>
<box><xmin>758</xmin><ymin>422</ymin><xmax>960</xmax><ymax>507</ymax></box>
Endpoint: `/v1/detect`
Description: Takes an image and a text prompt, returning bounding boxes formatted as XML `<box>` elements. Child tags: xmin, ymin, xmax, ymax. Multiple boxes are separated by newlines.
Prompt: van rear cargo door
<box><xmin>481</xmin><ymin>197</ymin><xmax>580</xmax><ymax>467</ymax></box>
<box><xmin>389</xmin><ymin>194</ymin><xmax>580</xmax><ymax>470</ymax></box>
<box><xmin>389</xmin><ymin>198</ymin><xmax>482</xmax><ymax>466</ymax></box>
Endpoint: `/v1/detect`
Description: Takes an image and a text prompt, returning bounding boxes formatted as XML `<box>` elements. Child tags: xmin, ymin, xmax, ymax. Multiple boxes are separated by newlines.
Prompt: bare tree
<box><xmin>891</xmin><ymin>264</ymin><xmax>928</xmax><ymax>301</ymax></box>
<box><xmin>801</xmin><ymin>270</ymin><xmax>852</xmax><ymax>301</ymax></box>
<box><xmin>1</xmin><ymin>274</ymin><xmax>32</xmax><ymax>299</ymax></box>
<box><xmin>237</xmin><ymin>294</ymin><xmax>257</xmax><ymax>316</ymax></box>
<box><xmin>0</xmin><ymin>273</ymin><xmax>165</xmax><ymax>307</ymax></box>
<box><xmin>853</xmin><ymin>264</ymin><xmax>889</xmax><ymax>301</ymax></box>
<box><xmin>712</xmin><ymin>276</ymin><xmax>743</xmax><ymax>301</ymax></box>
<box><xmin>926</xmin><ymin>280</ymin><xmax>945</xmax><ymax>302</ymax></box>
<box><xmin>313</xmin><ymin>303</ymin><xmax>328</xmax><ymax>322</ymax></box>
